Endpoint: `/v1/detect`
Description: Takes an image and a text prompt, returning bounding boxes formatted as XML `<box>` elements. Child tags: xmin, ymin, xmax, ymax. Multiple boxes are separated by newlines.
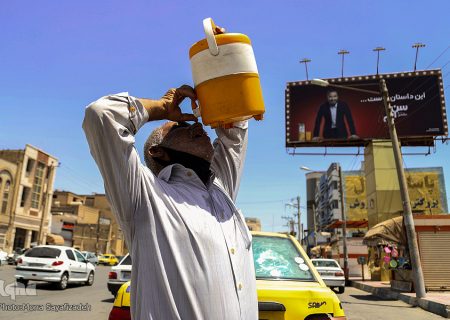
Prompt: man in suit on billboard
<box><xmin>312</xmin><ymin>89</ymin><xmax>359</xmax><ymax>141</ymax></box>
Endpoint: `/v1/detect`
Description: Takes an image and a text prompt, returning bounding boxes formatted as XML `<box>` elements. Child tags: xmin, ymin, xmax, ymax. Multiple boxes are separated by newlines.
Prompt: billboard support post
<box><xmin>380</xmin><ymin>78</ymin><xmax>427</xmax><ymax>298</ymax></box>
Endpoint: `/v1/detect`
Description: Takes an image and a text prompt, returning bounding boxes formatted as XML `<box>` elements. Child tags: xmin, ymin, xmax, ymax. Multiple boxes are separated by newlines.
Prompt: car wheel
<box><xmin>57</xmin><ymin>272</ymin><xmax>69</xmax><ymax>290</ymax></box>
<box><xmin>16</xmin><ymin>279</ymin><xmax>29</xmax><ymax>287</ymax></box>
<box><xmin>338</xmin><ymin>286</ymin><xmax>345</xmax><ymax>294</ymax></box>
<box><xmin>85</xmin><ymin>272</ymin><xmax>94</xmax><ymax>286</ymax></box>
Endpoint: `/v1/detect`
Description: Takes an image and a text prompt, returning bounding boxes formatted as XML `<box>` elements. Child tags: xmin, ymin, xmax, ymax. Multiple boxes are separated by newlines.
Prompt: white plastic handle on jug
<box><xmin>203</xmin><ymin>18</ymin><xmax>219</xmax><ymax>56</ymax></box>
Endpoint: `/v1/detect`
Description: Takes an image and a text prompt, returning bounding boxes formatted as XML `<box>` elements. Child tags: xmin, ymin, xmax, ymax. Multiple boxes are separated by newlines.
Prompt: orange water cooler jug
<box><xmin>189</xmin><ymin>18</ymin><xmax>265</xmax><ymax>128</ymax></box>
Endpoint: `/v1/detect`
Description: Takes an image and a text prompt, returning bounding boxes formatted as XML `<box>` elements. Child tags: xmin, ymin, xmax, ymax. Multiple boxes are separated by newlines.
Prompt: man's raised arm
<box><xmin>211</xmin><ymin>121</ymin><xmax>248</xmax><ymax>201</ymax></box>
<box><xmin>82</xmin><ymin>93</ymin><xmax>150</xmax><ymax>246</ymax></box>
<box><xmin>82</xmin><ymin>87</ymin><xmax>197</xmax><ymax>246</ymax></box>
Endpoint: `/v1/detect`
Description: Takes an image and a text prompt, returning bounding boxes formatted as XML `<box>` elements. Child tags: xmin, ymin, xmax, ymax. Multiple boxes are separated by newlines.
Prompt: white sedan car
<box><xmin>107</xmin><ymin>253</ymin><xmax>132</xmax><ymax>296</ymax></box>
<box><xmin>311</xmin><ymin>258</ymin><xmax>345</xmax><ymax>294</ymax></box>
<box><xmin>15</xmin><ymin>245</ymin><xmax>95</xmax><ymax>290</ymax></box>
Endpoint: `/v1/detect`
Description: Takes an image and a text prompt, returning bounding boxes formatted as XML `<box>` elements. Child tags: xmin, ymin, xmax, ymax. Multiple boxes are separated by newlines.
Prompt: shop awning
<box><xmin>363</xmin><ymin>216</ymin><xmax>406</xmax><ymax>247</ymax></box>
<box><xmin>324</xmin><ymin>219</ymin><xmax>368</xmax><ymax>230</ymax></box>
<box><xmin>310</xmin><ymin>245</ymin><xmax>332</xmax><ymax>255</ymax></box>
<box><xmin>46</xmin><ymin>233</ymin><xmax>65</xmax><ymax>245</ymax></box>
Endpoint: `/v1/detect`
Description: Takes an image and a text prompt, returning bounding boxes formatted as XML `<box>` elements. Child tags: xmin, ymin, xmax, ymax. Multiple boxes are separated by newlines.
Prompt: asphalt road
<box><xmin>0</xmin><ymin>264</ymin><xmax>444</xmax><ymax>319</ymax></box>
<box><xmin>0</xmin><ymin>264</ymin><xmax>114</xmax><ymax>319</ymax></box>
<box><xmin>340</xmin><ymin>286</ymin><xmax>444</xmax><ymax>320</ymax></box>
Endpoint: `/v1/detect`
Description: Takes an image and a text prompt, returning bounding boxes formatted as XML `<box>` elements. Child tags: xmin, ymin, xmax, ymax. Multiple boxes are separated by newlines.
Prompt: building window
<box><xmin>330</xmin><ymin>181</ymin><xmax>338</xmax><ymax>190</ymax></box>
<box><xmin>25</xmin><ymin>158</ymin><xmax>35</xmax><ymax>176</ymax></box>
<box><xmin>31</xmin><ymin>163</ymin><xmax>45</xmax><ymax>209</ymax></box>
<box><xmin>46</xmin><ymin>166</ymin><xmax>52</xmax><ymax>180</ymax></box>
<box><xmin>1</xmin><ymin>181</ymin><xmax>10</xmax><ymax>214</ymax></box>
<box><xmin>20</xmin><ymin>187</ymin><xmax>31</xmax><ymax>207</ymax></box>
<box><xmin>331</xmin><ymin>200</ymin><xmax>339</xmax><ymax>209</ymax></box>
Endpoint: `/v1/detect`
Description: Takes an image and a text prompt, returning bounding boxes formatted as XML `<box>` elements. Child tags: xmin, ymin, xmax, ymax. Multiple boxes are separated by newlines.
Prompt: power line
<box><xmin>426</xmin><ymin>45</ymin><xmax>450</xmax><ymax>69</ymax></box>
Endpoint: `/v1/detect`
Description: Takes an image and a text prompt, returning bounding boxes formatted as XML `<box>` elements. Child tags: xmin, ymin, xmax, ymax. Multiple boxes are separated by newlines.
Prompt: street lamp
<box><xmin>299</xmin><ymin>58</ymin><xmax>311</xmax><ymax>80</ymax></box>
<box><xmin>311</xmin><ymin>78</ymin><xmax>379</xmax><ymax>95</ymax></box>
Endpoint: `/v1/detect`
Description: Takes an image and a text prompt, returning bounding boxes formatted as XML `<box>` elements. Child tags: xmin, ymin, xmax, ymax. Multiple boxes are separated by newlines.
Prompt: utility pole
<box><xmin>284</xmin><ymin>196</ymin><xmax>302</xmax><ymax>243</ymax></box>
<box><xmin>299</xmin><ymin>58</ymin><xmax>311</xmax><ymax>80</ymax></box>
<box><xmin>312</xmin><ymin>203</ymin><xmax>318</xmax><ymax>247</ymax></box>
<box><xmin>338</xmin><ymin>49</ymin><xmax>350</xmax><ymax>78</ymax></box>
<box><xmin>412</xmin><ymin>43</ymin><xmax>425</xmax><ymax>71</ymax></box>
<box><xmin>282</xmin><ymin>215</ymin><xmax>295</xmax><ymax>236</ymax></box>
<box><xmin>96</xmin><ymin>213</ymin><xmax>101</xmax><ymax>255</ymax></box>
<box><xmin>338</xmin><ymin>164</ymin><xmax>349</xmax><ymax>281</ymax></box>
<box><xmin>380</xmin><ymin>78</ymin><xmax>426</xmax><ymax>298</ymax></box>
<box><xmin>296</xmin><ymin>196</ymin><xmax>301</xmax><ymax>244</ymax></box>
<box><xmin>373</xmin><ymin>47</ymin><xmax>386</xmax><ymax>75</ymax></box>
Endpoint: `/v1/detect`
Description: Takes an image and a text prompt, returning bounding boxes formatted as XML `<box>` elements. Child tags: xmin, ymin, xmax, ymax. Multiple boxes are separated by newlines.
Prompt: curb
<box><xmin>350</xmin><ymin>281</ymin><xmax>450</xmax><ymax>318</ymax></box>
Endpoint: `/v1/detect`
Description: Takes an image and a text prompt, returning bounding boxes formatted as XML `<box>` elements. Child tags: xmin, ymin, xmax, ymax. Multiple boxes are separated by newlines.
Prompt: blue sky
<box><xmin>1</xmin><ymin>0</ymin><xmax>450</xmax><ymax>232</ymax></box>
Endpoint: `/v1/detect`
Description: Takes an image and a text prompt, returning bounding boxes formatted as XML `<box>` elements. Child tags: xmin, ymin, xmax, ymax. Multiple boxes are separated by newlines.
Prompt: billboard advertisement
<box><xmin>342</xmin><ymin>167</ymin><xmax>447</xmax><ymax>222</ymax></box>
<box><xmin>344</xmin><ymin>174</ymin><xmax>368</xmax><ymax>222</ymax></box>
<box><xmin>406</xmin><ymin>168</ymin><xmax>448</xmax><ymax>214</ymax></box>
<box><xmin>286</xmin><ymin>69</ymin><xmax>447</xmax><ymax>147</ymax></box>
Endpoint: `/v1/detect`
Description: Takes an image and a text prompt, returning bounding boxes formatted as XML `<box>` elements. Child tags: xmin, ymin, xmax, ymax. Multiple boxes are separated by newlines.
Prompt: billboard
<box><xmin>286</xmin><ymin>69</ymin><xmax>447</xmax><ymax>147</ymax></box>
<box><xmin>344</xmin><ymin>174</ymin><xmax>368</xmax><ymax>222</ymax></box>
<box><xmin>406</xmin><ymin>168</ymin><xmax>448</xmax><ymax>214</ymax></box>
<box><xmin>342</xmin><ymin>167</ymin><xmax>447</xmax><ymax>222</ymax></box>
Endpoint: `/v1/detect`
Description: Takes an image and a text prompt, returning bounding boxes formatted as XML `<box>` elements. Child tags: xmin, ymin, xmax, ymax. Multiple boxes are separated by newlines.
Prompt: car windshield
<box><xmin>101</xmin><ymin>255</ymin><xmax>110</xmax><ymax>258</ymax></box>
<box><xmin>252</xmin><ymin>235</ymin><xmax>314</xmax><ymax>281</ymax></box>
<box><xmin>312</xmin><ymin>260</ymin><xmax>340</xmax><ymax>268</ymax></box>
<box><xmin>25</xmin><ymin>247</ymin><xmax>61</xmax><ymax>258</ymax></box>
<box><xmin>120</xmin><ymin>255</ymin><xmax>132</xmax><ymax>265</ymax></box>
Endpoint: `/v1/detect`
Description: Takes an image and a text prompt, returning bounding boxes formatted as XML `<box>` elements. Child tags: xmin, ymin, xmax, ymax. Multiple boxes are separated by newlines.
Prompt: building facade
<box><xmin>0</xmin><ymin>145</ymin><xmax>58</xmax><ymax>253</ymax></box>
<box><xmin>305</xmin><ymin>171</ymin><xmax>323</xmax><ymax>234</ymax></box>
<box><xmin>307</xmin><ymin>161</ymin><xmax>448</xmax><ymax>277</ymax></box>
<box><xmin>308</xmin><ymin>162</ymin><xmax>447</xmax><ymax>234</ymax></box>
<box><xmin>51</xmin><ymin>191</ymin><xmax>127</xmax><ymax>256</ymax></box>
<box><xmin>245</xmin><ymin>217</ymin><xmax>262</xmax><ymax>231</ymax></box>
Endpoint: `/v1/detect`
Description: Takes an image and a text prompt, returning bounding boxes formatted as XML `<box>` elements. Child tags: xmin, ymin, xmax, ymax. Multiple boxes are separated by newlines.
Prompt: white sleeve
<box><xmin>211</xmin><ymin>121</ymin><xmax>248</xmax><ymax>201</ymax></box>
<box><xmin>82</xmin><ymin>92</ymin><xmax>151</xmax><ymax>245</ymax></box>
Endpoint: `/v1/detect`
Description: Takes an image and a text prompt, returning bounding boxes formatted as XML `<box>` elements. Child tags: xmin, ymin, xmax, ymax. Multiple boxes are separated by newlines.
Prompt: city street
<box><xmin>0</xmin><ymin>264</ymin><xmax>444</xmax><ymax>319</ymax></box>
<box><xmin>339</xmin><ymin>287</ymin><xmax>443</xmax><ymax>320</ymax></box>
<box><xmin>0</xmin><ymin>264</ymin><xmax>114</xmax><ymax>319</ymax></box>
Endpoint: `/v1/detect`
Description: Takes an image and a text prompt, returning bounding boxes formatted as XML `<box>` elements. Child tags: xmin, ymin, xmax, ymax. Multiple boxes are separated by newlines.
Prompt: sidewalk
<box><xmin>349</xmin><ymin>279</ymin><xmax>450</xmax><ymax>318</ymax></box>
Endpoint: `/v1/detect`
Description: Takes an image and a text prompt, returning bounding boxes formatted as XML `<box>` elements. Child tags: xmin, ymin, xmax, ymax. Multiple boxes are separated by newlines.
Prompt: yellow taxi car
<box><xmin>109</xmin><ymin>232</ymin><xmax>346</xmax><ymax>320</ymax></box>
<box><xmin>98</xmin><ymin>254</ymin><xmax>119</xmax><ymax>266</ymax></box>
<box><xmin>109</xmin><ymin>281</ymin><xmax>131</xmax><ymax>320</ymax></box>
<box><xmin>253</xmin><ymin>232</ymin><xmax>345</xmax><ymax>319</ymax></box>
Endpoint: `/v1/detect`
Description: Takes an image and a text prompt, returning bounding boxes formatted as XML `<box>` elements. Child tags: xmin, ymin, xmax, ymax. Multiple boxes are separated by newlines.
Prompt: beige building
<box><xmin>0</xmin><ymin>145</ymin><xmax>58</xmax><ymax>253</ymax></box>
<box><xmin>51</xmin><ymin>191</ymin><xmax>127</xmax><ymax>256</ymax></box>
<box><xmin>245</xmin><ymin>217</ymin><xmax>261</xmax><ymax>231</ymax></box>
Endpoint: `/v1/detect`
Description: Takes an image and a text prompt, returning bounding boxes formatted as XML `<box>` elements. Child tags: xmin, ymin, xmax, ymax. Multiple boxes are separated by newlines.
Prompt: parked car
<box><xmin>116</xmin><ymin>255</ymin><xmax>126</xmax><ymax>264</ymax></box>
<box><xmin>15</xmin><ymin>245</ymin><xmax>95</xmax><ymax>290</ymax></box>
<box><xmin>0</xmin><ymin>249</ymin><xmax>7</xmax><ymax>266</ymax></box>
<box><xmin>311</xmin><ymin>258</ymin><xmax>346</xmax><ymax>294</ymax></box>
<box><xmin>108</xmin><ymin>253</ymin><xmax>132</xmax><ymax>296</ymax></box>
<box><xmin>109</xmin><ymin>232</ymin><xmax>346</xmax><ymax>320</ymax></box>
<box><xmin>7</xmin><ymin>247</ymin><xmax>29</xmax><ymax>265</ymax></box>
<box><xmin>82</xmin><ymin>251</ymin><xmax>98</xmax><ymax>265</ymax></box>
<box><xmin>98</xmin><ymin>254</ymin><xmax>119</xmax><ymax>266</ymax></box>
